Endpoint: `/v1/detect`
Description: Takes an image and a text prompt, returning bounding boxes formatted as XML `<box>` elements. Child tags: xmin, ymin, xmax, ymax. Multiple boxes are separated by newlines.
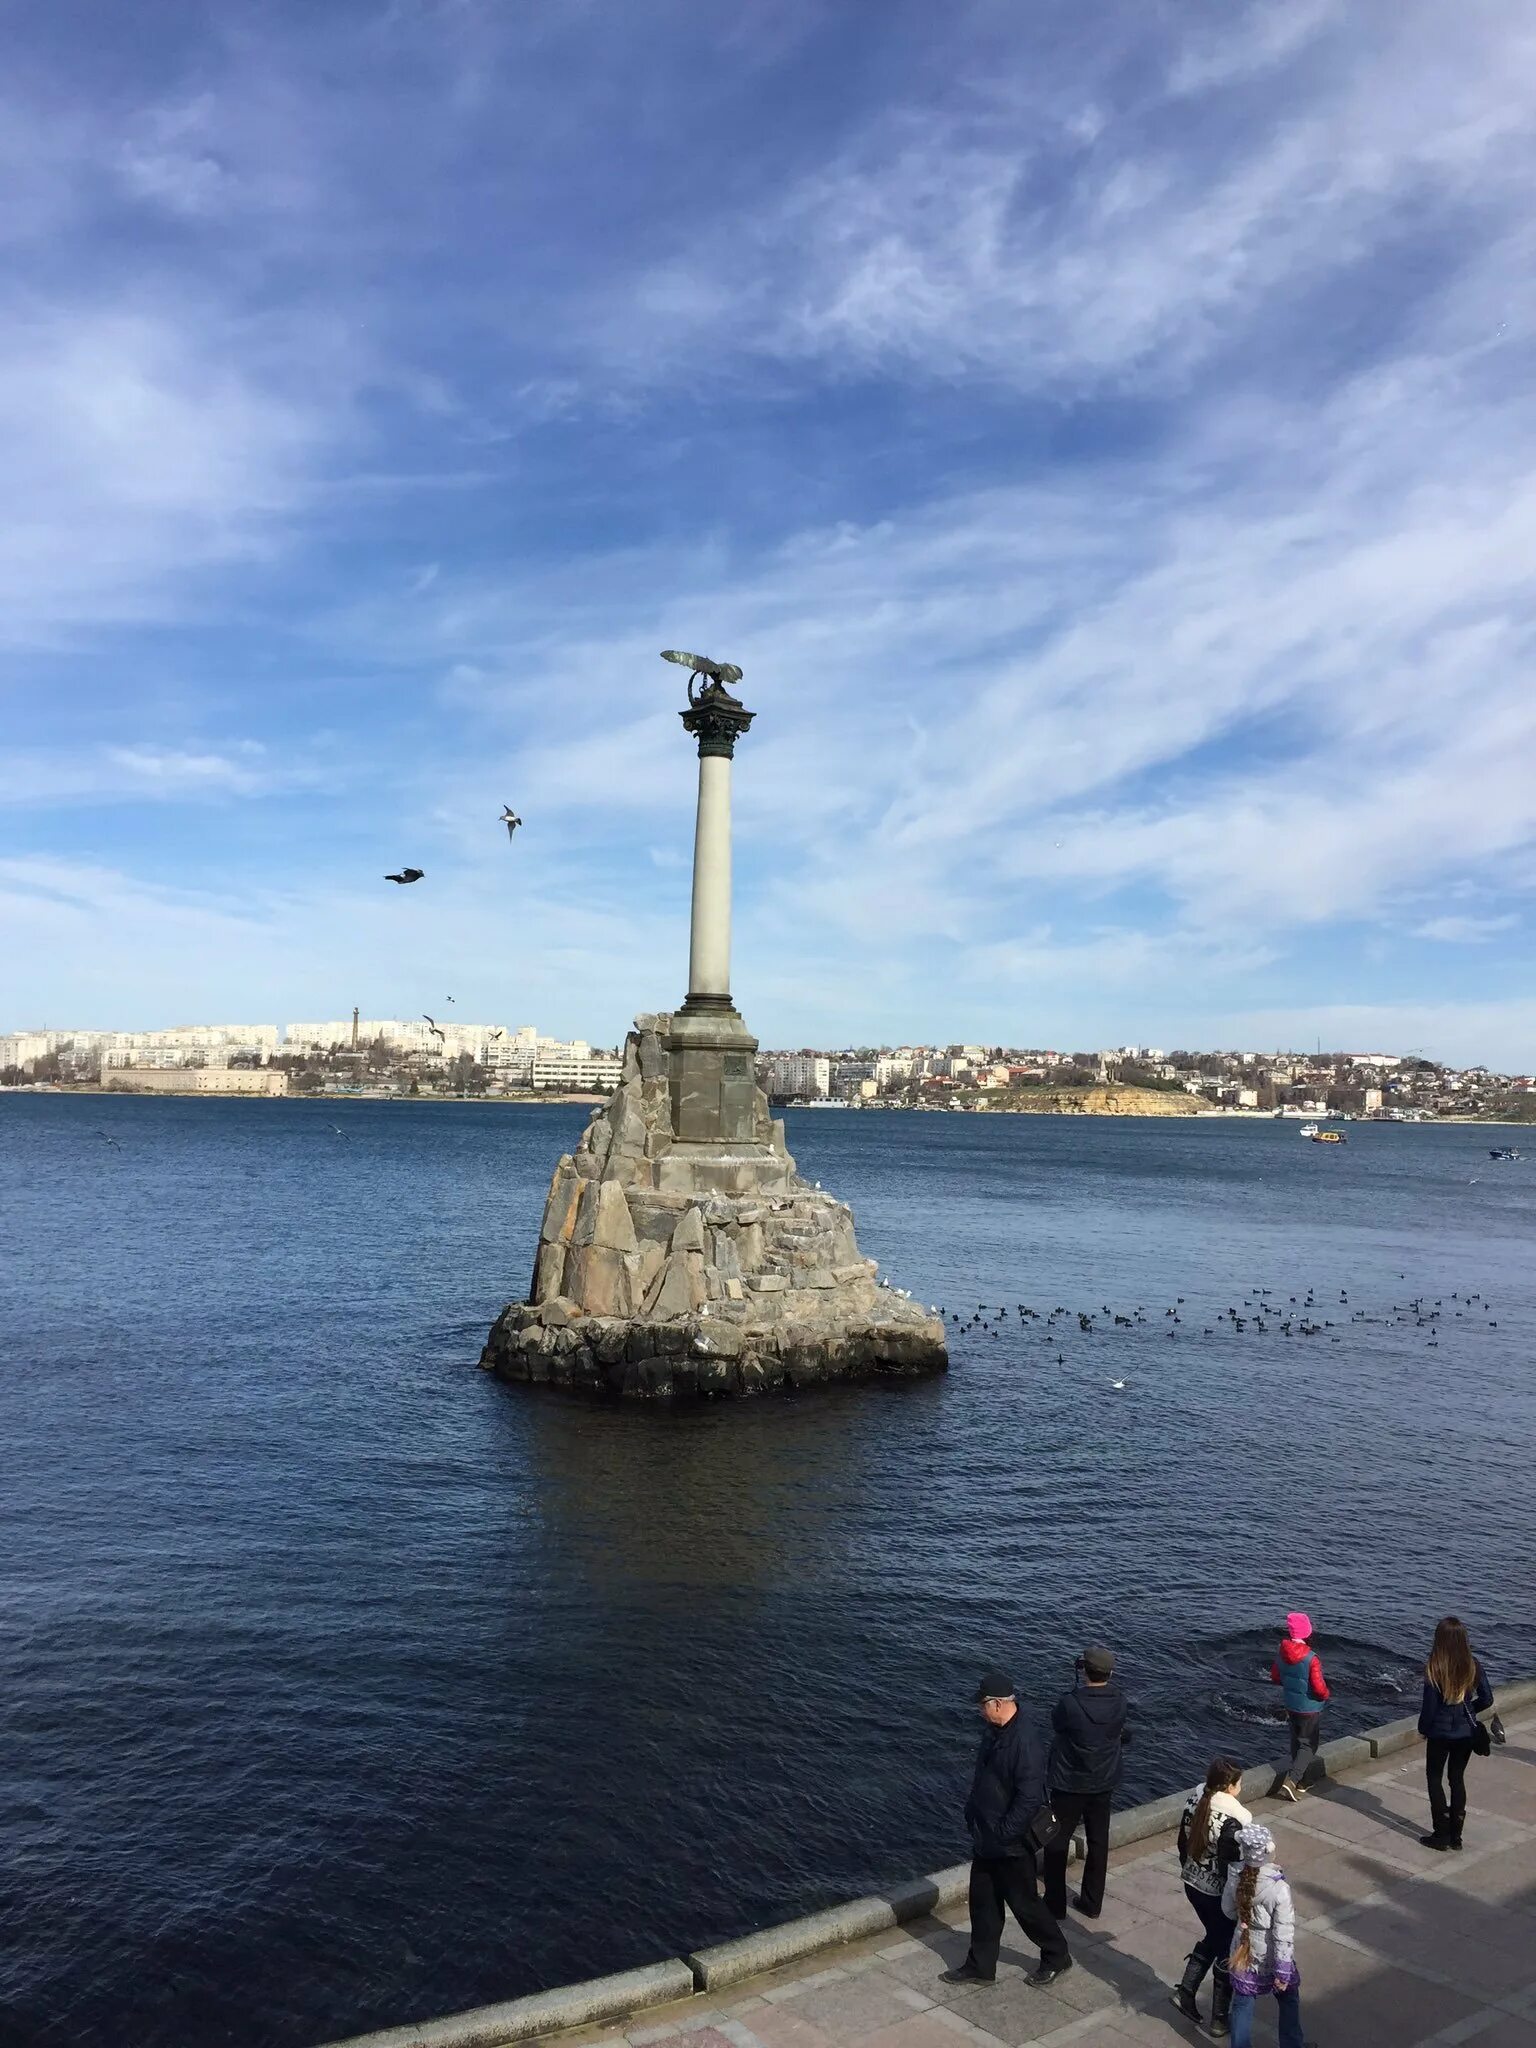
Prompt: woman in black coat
<box><xmin>1418</xmin><ymin>1614</ymin><xmax>1494</xmax><ymax>1850</ymax></box>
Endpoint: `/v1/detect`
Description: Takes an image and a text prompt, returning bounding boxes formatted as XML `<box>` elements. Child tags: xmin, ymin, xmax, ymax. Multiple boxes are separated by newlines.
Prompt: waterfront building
<box><xmin>763</xmin><ymin>1053</ymin><xmax>830</xmax><ymax>1098</ymax></box>
<box><xmin>103</xmin><ymin>1067</ymin><xmax>289</xmax><ymax>1096</ymax></box>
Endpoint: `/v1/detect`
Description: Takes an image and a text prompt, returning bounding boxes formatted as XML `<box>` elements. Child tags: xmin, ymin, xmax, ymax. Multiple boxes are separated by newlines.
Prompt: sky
<box><xmin>3</xmin><ymin>0</ymin><xmax>1535</xmax><ymax>1067</ymax></box>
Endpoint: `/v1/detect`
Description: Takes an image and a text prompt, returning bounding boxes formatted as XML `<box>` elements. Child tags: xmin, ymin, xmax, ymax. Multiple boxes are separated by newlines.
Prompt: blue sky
<box><xmin>3</xmin><ymin>0</ymin><xmax>1534</xmax><ymax>1066</ymax></box>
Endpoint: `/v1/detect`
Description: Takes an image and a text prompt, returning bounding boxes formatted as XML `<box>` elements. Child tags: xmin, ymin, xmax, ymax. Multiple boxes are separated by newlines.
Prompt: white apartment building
<box><xmin>764</xmin><ymin>1054</ymin><xmax>830</xmax><ymax>1098</ymax></box>
<box><xmin>285</xmin><ymin>1018</ymin><xmax>515</xmax><ymax>1061</ymax></box>
<box><xmin>530</xmin><ymin>1041</ymin><xmax>622</xmax><ymax>1091</ymax></box>
<box><xmin>5</xmin><ymin>1025</ymin><xmax>278</xmax><ymax>1071</ymax></box>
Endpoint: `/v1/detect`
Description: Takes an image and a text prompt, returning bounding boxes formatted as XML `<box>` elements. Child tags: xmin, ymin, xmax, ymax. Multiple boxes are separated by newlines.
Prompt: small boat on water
<box><xmin>1489</xmin><ymin>1146</ymin><xmax>1523</xmax><ymax>1160</ymax></box>
<box><xmin>1299</xmin><ymin>1121</ymin><xmax>1319</xmax><ymax>1138</ymax></box>
<box><xmin>1311</xmin><ymin>1128</ymin><xmax>1345</xmax><ymax>1143</ymax></box>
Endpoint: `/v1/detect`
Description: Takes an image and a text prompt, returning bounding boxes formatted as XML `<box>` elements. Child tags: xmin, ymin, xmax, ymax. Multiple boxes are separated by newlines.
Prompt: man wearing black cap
<box><xmin>1042</xmin><ymin>1645</ymin><xmax>1131</xmax><ymax>1922</ymax></box>
<box><xmin>943</xmin><ymin>1670</ymin><xmax>1072</xmax><ymax>1987</ymax></box>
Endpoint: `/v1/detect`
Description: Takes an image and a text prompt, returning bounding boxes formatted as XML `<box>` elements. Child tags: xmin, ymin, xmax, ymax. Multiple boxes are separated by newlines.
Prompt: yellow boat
<box><xmin>1311</xmin><ymin>1128</ymin><xmax>1345</xmax><ymax>1144</ymax></box>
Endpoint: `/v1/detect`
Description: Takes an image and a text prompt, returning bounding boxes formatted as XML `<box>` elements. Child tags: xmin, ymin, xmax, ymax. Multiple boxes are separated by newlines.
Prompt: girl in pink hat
<box><xmin>1270</xmin><ymin>1612</ymin><xmax>1328</xmax><ymax>1800</ymax></box>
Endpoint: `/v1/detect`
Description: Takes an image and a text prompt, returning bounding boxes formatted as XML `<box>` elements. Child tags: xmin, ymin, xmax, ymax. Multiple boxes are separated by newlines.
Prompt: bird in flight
<box><xmin>422</xmin><ymin>1014</ymin><xmax>446</xmax><ymax>1041</ymax></box>
<box><xmin>500</xmin><ymin>806</ymin><xmax>522</xmax><ymax>839</ymax></box>
<box><xmin>94</xmin><ymin>1130</ymin><xmax>123</xmax><ymax>1148</ymax></box>
<box><xmin>446</xmin><ymin>996</ymin><xmax>455</xmax><ymax>1004</ymax></box>
<box><xmin>385</xmin><ymin>868</ymin><xmax>424</xmax><ymax>884</ymax></box>
<box><xmin>489</xmin><ymin>1028</ymin><xmax>504</xmax><ymax>1040</ymax></box>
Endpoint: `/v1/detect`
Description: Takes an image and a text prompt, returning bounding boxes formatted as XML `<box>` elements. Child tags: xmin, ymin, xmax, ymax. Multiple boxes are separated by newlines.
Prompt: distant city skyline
<box><xmin>2</xmin><ymin>4</ymin><xmax>1534</xmax><ymax>1070</ymax></box>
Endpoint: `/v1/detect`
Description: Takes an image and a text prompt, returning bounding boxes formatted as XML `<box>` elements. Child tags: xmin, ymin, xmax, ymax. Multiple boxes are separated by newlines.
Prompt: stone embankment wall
<box><xmin>324</xmin><ymin>1673</ymin><xmax>1536</xmax><ymax>2048</ymax></box>
<box><xmin>481</xmin><ymin>1015</ymin><xmax>946</xmax><ymax>1397</ymax></box>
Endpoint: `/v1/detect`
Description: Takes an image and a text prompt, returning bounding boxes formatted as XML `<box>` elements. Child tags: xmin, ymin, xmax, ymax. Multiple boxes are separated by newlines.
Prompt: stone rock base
<box><xmin>480</xmin><ymin>1011</ymin><xmax>948</xmax><ymax>1399</ymax></box>
<box><xmin>480</xmin><ymin>1296</ymin><xmax>948</xmax><ymax>1398</ymax></box>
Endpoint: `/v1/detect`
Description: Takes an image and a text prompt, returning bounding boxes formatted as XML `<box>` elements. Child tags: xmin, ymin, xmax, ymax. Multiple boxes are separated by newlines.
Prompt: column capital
<box><xmin>681</xmin><ymin>681</ymin><xmax>755</xmax><ymax>758</ymax></box>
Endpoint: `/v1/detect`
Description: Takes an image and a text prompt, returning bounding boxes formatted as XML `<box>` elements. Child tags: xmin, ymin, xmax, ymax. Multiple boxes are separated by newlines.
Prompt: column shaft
<box><xmin>688</xmin><ymin>753</ymin><xmax>733</xmax><ymax>998</ymax></box>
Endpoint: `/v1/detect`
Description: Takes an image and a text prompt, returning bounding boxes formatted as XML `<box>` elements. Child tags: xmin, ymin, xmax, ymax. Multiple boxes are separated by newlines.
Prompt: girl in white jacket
<box><xmin>1222</xmin><ymin>1824</ymin><xmax>1309</xmax><ymax>2048</ymax></box>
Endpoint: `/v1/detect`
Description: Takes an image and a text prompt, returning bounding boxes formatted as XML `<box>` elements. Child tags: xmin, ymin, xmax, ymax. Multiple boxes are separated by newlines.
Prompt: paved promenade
<box><xmin>560</xmin><ymin>1706</ymin><xmax>1536</xmax><ymax>2048</ymax></box>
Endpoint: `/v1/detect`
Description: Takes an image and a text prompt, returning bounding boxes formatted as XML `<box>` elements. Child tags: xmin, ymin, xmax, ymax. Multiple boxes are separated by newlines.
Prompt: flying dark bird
<box><xmin>500</xmin><ymin>806</ymin><xmax>522</xmax><ymax>839</ymax></box>
<box><xmin>385</xmin><ymin>868</ymin><xmax>424</xmax><ymax>884</ymax></box>
<box><xmin>489</xmin><ymin>1028</ymin><xmax>504</xmax><ymax>1041</ymax></box>
<box><xmin>446</xmin><ymin>996</ymin><xmax>455</xmax><ymax>1004</ymax></box>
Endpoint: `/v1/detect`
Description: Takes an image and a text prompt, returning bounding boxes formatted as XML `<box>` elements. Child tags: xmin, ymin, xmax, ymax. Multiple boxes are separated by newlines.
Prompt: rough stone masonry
<box><xmin>479</xmin><ymin>1013</ymin><xmax>948</xmax><ymax>1397</ymax></box>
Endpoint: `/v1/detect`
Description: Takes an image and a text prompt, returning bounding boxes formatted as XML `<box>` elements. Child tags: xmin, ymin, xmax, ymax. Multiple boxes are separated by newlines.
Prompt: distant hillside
<box><xmin>965</xmin><ymin>1085</ymin><xmax>1211</xmax><ymax>1117</ymax></box>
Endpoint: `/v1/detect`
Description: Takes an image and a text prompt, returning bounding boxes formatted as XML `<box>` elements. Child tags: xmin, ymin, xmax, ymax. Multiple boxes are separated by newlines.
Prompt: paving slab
<box><xmin>515</xmin><ymin>1710</ymin><xmax>1536</xmax><ymax>2048</ymax></box>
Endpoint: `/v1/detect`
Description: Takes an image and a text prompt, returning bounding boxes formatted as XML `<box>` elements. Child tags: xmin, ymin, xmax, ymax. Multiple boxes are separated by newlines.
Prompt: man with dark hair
<box><xmin>1043</xmin><ymin>1645</ymin><xmax>1132</xmax><ymax>1921</ymax></box>
<box><xmin>943</xmin><ymin>1670</ymin><xmax>1073</xmax><ymax>1988</ymax></box>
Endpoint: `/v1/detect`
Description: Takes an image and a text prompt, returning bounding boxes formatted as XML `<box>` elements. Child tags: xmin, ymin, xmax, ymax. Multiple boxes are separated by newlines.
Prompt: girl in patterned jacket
<box><xmin>1170</xmin><ymin>1757</ymin><xmax>1250</xmax><ymax>2035</ymax></box>
<box><xmin>1222</xmin><ymin>1824</ymin><xmax>1310</xmax><ymax>2048</ymax></box>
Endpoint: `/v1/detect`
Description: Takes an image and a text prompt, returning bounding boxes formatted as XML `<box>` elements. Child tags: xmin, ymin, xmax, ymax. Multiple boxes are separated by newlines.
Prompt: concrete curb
<box><xmin>321</xmin><ymin>1961</ymin><xmax>697</xmax><ymax>2048</ymax></box>
<box><xmin>319</xmin><ymin>1678</ymin><xmax>1536</xmax><ymax>2044</ymax></box>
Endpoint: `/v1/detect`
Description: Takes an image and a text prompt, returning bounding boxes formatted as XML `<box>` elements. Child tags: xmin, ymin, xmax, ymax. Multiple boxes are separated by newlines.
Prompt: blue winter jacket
<box><xmin>1418</xmin><ymin>1661</ymin><xmax>1493</xmax><ymax>1742</ymax></box>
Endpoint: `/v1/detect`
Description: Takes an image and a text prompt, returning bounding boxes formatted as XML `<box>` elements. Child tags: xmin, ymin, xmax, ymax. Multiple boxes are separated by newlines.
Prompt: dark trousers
<box><xmin>1185</xmin><ymin>1882</ymin><xmax>1236</xmax><ymax>1970</ymax></box>
<box><xmin>1427</xmin><ymin>1737</ymin><xmax>1473</xmax><ymax>1838</ymax></box>
<box><xmin>1284</xmin><ymin>1710</ymin><xmax>1322</xmax><ymax>1785</ymax></box>
<box><xmin>1043</xmin><ymin>1789</ymin><xmax>1112</xmax><ymax>1916</ymax></box>
<box><xmin>966</xmin><ymin>1852</ymin><xmax>1070</xmax><ymax>1975</ymax></box>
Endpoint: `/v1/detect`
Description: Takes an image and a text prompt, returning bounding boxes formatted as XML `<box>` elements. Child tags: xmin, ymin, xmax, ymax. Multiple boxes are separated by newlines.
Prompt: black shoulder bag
<box><xmin>1466</xmin><ymin>1693</ymin><xmax>1493</xmax><ymax>1757</ymax></box>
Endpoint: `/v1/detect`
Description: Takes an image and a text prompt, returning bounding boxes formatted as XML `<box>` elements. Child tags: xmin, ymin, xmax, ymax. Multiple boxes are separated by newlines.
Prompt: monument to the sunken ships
<box><xmin>480</xmin><ymin>650</ymin><xmax>948</xmax><ymax>1397</ymax></box>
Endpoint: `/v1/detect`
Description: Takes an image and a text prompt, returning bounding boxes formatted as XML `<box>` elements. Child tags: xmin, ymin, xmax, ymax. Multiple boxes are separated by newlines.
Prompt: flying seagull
<box><xmin>489</xmin><ymin>1028</ymin><xmax>504</xmax><ymax>1040</ymax></box>
<box><xmin>500</xmin><ymin>806</ymin><xmax>522</xmax><ymax>839</ymax></box>
<box><xmin>422</xmin><ymin>1014</ymin><xmax>445</xmax><ymax>1041</ymax></box>
<box><xmin>385</xmin><ymin>868</ymin><xmax>424</xmax><ymax>884</ymax></box>
<box><xmin>660</xmin><ymin>648</ymin><xmax>743</xmax><ymax>687</ymax></box>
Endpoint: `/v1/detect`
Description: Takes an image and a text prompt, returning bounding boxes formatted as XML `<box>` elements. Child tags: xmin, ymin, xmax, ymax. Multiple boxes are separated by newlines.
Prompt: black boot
<box><xmin>1422</xmin><ymin>1784</ymin><xmax>1449</xmax><ymax>1848</ymax></box>
<box><xmin>1206</xmin><ymin>1963</ymin><xmax>1233</xmax><ymax>2038</ymax></box>
<box><xmin>1170</xmin><ymin>1950</ymin><xmax>1210</xmax><ymax>2022</ymax></box>
<box><xmin>1449</xmin><ymin>1804</ymin><xmax>1465</xmax><ymax>1851</ymax></box>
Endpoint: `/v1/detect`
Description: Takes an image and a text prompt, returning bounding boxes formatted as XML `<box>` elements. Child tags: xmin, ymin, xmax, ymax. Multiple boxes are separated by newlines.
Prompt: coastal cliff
<box><xmin>966</xmin><ymin>1086</ymin><xmax>1211</xmax><ymax>1116</ymax></box>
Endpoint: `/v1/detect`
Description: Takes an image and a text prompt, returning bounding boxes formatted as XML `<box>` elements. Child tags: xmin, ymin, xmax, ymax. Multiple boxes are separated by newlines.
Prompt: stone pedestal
<box><xmin>480</xmin><ymin>1013</ymin><xmax>947</xmax><ymax>1399</ymax></box>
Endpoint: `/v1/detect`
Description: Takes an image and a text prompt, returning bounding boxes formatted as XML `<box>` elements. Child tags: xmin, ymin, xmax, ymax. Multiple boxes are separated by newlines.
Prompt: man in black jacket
<box><xmin>944</xmin><ymin>1670</ymin><xmax>1072</xmax><ymax>1987</ymax></box>
<box><xmin>1042</xmin><ymin>1645</ymin><xmax>1131</xmax><ymax>1920</ymax></box>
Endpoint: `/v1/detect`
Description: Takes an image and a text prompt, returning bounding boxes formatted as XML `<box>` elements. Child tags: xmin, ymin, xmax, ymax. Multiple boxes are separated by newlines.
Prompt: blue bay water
<box><xmin>1</xmin><ymin>1094</ymin><xmax>1533</xmax><ymax>2046</ymax></box>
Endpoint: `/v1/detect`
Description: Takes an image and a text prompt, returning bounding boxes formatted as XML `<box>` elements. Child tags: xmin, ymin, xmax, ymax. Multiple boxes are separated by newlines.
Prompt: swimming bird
<box><xmin>500</xmin><ymin>806</ymin><xmax>522</xmax><ymax>839</ymax></box>
<box><xmin>385</xmin><ymin>868</ymin><xmax>424</xmax><ymax>884</ymax></box>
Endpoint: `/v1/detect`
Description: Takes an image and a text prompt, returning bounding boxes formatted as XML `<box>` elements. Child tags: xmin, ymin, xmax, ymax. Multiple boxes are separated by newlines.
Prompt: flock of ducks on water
<box><xmin>938</xmin><ymin>1282</ymin><xmax>1502</xmax><ymax>1381</ymax></box>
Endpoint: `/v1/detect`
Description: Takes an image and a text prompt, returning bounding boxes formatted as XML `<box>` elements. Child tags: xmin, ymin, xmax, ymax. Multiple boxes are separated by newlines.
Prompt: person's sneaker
<box><xmin>1275</xmin><ymin>1779</ymin><xmax>1299</xmax><ymax>1802</ymax></box>
<box><xmin>1026</xmin><ymin>1959</ymin><xmax>1073</xmax><ymax>1989</ymax></box>
<box><xmin>940</xmin><ymin>1961</ymin><xmax>994</xmax><ymax>1985</ymax></box>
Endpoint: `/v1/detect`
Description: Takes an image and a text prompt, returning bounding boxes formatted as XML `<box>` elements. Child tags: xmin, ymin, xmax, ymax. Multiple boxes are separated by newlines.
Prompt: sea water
<box><xmin>2</xmin><ymin>1095</ymin><xmax>1532</xmax><ymax>2045</ymax></box>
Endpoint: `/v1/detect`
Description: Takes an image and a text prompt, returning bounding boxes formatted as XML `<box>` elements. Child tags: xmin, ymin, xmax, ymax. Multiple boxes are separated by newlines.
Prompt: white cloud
<box><xmin>0</xmin><ymin>743</ymin><xmax>330</xmax><ymax>806</ymax></box>
<box><xmin>0</xmin><ymin>300</ymin><xmax>344</xmax><ymax>648</ymax></box>
<box><xmin>601</xmin><ymin>1</ymin><xmax>1536</xmax><ymax>398</ymax></box>
<box><xmin>1410</xmin><ymin>914</ymin><xmax>1520</xmax><ymax>944</ymax></box>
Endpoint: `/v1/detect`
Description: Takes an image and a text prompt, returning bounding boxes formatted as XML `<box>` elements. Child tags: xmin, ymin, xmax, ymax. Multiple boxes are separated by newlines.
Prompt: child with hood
<box><xmin>1171</xmin><ymin>1756</ymin><xmax>1251</xmax><ymax>2035</ymax></box>
<box><xmin>1271</xmin><ymin>1611</ymin><xmax>1328</xmax><ymax>1800</ymax></box>
<box><xmin>1223</xmin><ymin>1823</ymin><xmax>1309</xmax><ymax>2048</ymax></box>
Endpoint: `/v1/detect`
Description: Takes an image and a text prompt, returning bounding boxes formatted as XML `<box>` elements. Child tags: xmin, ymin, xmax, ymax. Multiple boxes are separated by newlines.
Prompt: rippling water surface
<box><xmin>3</xmin><ymin>1094</ymin><xmax>1533</xmax><ymax>2046</ymax></box>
